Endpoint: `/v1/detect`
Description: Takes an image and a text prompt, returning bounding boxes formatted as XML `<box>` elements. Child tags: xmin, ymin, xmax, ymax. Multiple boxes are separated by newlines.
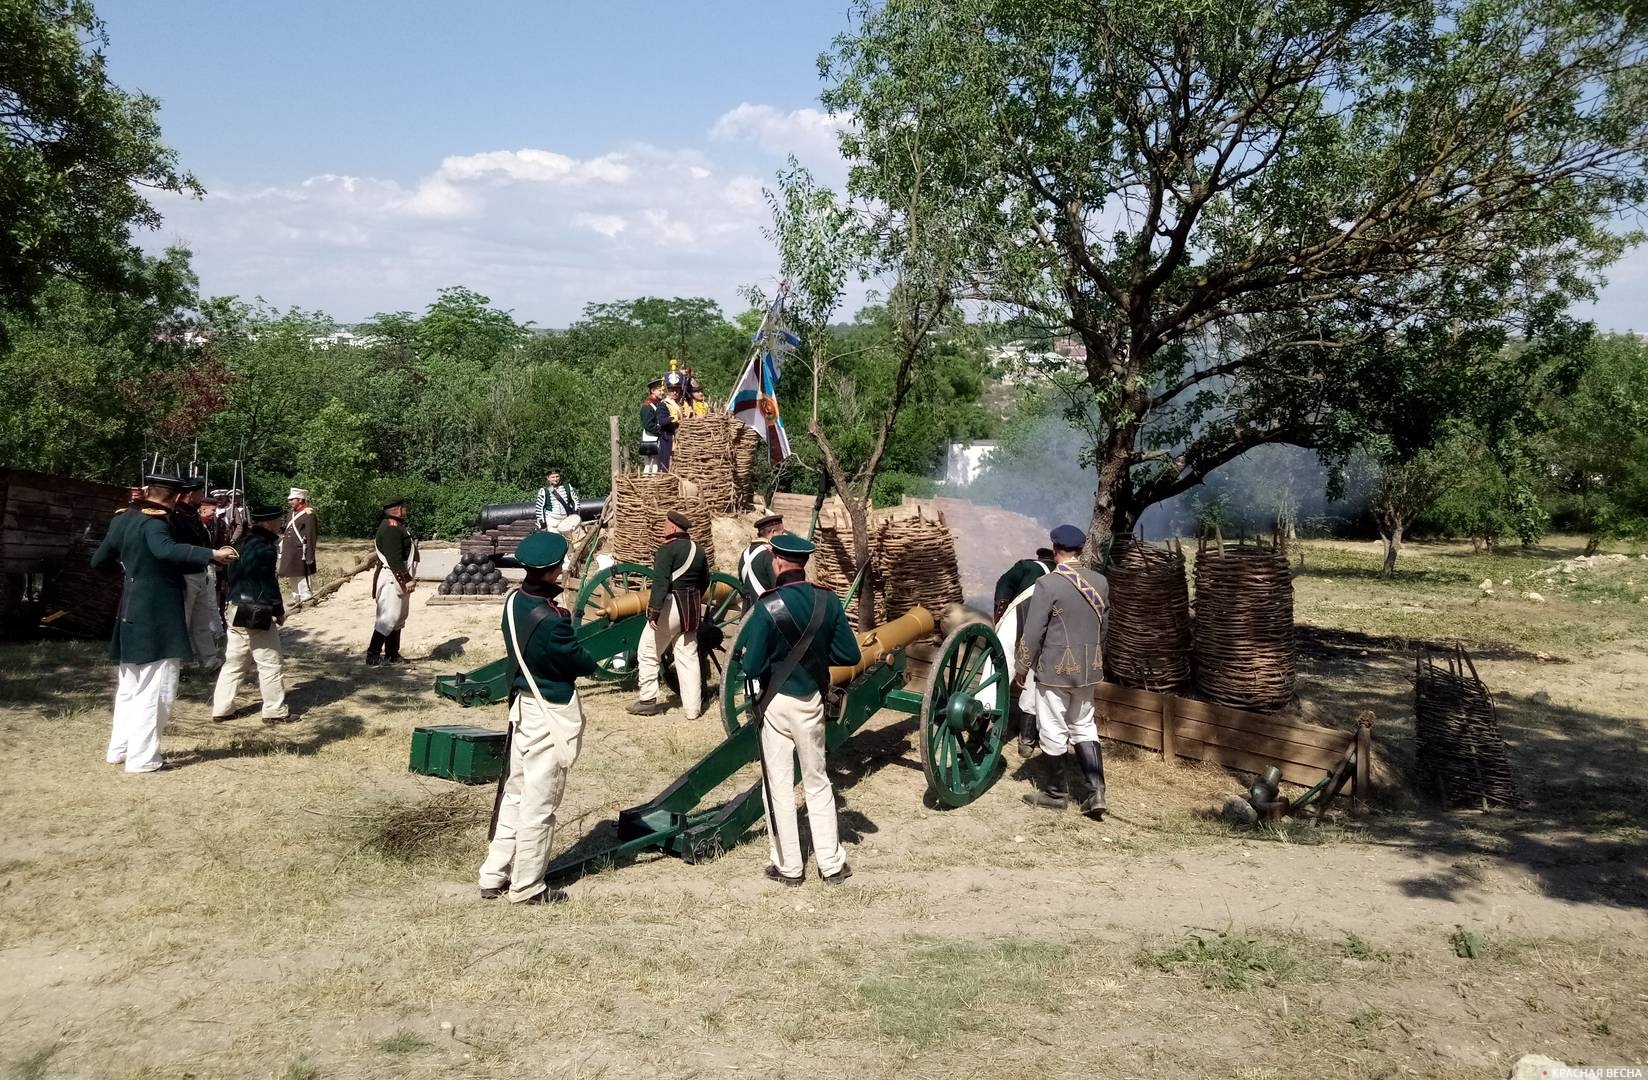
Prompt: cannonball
<box><xmin>437</xmin><ymin>582</ymin><xmax>451</xmax><ymax>595</ymax></box>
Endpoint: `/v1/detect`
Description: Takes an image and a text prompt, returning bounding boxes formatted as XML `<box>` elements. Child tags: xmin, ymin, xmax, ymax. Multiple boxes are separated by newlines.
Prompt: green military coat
<box><xmin>90</xmin><ymin>503</ymin><xmax>214</xmax><ymax>665</ymax></box>
<box><xmin>226</xmin><ymin>528</ymin><xmax>285</xmax><ymax>617</ymax></box>
<box><xmin>738</xmin><ymin>573</ymin><xmax>861</xmax><ymax>699</ymax></box>
<box><xmin>502</xmin><ymin>590</ymin><xmax>597</xmax><ymax>704</ymax></box>
<box><xmin>374</xmin><ymin>517</ymin><xmax>414</xmax><ymax>583</ymax></box>
<box><xmin>994</xmin><ymin>557</ymin><xmax>1053</xmax><ymax>617</ymax></box>
<box><xmin>647</xmin><ymin>534</ymin><xmax>709</xmax><ymax>618</ymax></box>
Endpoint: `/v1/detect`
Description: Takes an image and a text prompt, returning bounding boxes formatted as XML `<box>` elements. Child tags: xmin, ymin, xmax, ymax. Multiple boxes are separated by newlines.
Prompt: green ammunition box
<box><xmin>409</xmin><ymin>724</ymin><xmax>507</xmax><ymax>784</ymax></box>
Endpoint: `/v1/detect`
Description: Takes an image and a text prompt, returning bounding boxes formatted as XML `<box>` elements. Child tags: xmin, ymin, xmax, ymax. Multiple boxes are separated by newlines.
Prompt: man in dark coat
<box><xmin>279</xmin><ymin>487</ymin><xmax>319</xmax><ymax>604</ymax></box>
<box><xmin>739</xmin><ymin>513</ymin><xmax>783</xmax><ymax>597</ymax></box>
<box><xmin>627</xmin><ymin>511</ymin><xmax>708</xmax><ymax>718</ymax></box>
<box><xmin>211</xmin><ymin>506</ymin><xmax>291</xmax><ymax>723</ymax></box>
<box><xmin>477</xmin><ymin>531</ymin><xmax>598</xmax><ymax>905</ymax></box>
<box><xmin>90</xmin><ymin>474</ymin><xmax>238</xmax><ymax>773</ymax></box>
<box><xmin>368</xmin><ymin>498</ymin><xmax>418</xmax><ymax>666</ymax></box>
<box><xmin>174</xmin><ymin>478</ymin><xmax>222</xmax><ymax>668</ymax></box>
<box><xmin>639</xmin><ymin>379</ymin><xmax>666</xmax><ymax>473</ymax></box>
<box><xmin>739</xmin><ymin>533</ymin><xmax>863</xmax><ymax>885</ymax></box>
<box><xmin>994</xmin><ymin>545</ymin><xmax>1055</xmax><ymax>755</ymax></box>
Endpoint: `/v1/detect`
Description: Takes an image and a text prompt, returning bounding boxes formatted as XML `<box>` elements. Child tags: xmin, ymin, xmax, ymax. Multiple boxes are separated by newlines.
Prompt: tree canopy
<box><xmin>824</xmin><ymin>0</ymin><xmax>1648</xmax><ymax>551</ymax></box>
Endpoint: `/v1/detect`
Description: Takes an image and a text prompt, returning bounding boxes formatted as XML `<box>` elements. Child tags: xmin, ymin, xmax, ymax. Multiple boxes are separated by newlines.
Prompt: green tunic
<box><xmin>739</xmin><ymin>576</ymin><xmax>861</xmax><ymax>698</ymax></box>
<box><xmin>647</xmin><ymin>534</ymin><xmax>709</xmax><ymax>617</ymax></box>
<box><xmin>374</xmin><ymin>517</ymin><xmax>413</xmax><ymax>583</ymax></box>
<box><xmin>89</xmin><ymin>503</ymin><xmax>214</xmax><ymax>665</ymax></box>
<box><xmin>502</xmin><ymin>590</ymin><xmax>597</xmax><ymax>704</ymax></box>
<box><xmin>226</xmin><ymin>528</ymin><xmax>285</xmax><ymax>616</ymax></box>
<box><xmin>994</xmin><ymin>557</ymin><xmax>1053</xmax><ymax>615</ymax></box>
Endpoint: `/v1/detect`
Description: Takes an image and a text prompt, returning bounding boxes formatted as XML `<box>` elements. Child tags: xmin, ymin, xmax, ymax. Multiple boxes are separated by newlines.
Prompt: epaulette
<box><xmin>142</xmin><ymin>507</ymin><xmax>167</xmax><ymax>517</ymax></box>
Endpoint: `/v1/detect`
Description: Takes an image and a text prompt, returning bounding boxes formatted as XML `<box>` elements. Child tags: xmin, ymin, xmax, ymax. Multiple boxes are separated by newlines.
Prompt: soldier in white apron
<box><xmin>367</xmin><ymin>498</ymin><xmax>418</xmax><ymax>666</ymax></box>
<box><xmin>279</xmin><ymin>488</ymin><xmax>319</xmax><ymax>604</ymax></box>
<box><xmin>739</xmin><ymin>513</ymin><xmax>784</xmax><ymax>596</ymax></box>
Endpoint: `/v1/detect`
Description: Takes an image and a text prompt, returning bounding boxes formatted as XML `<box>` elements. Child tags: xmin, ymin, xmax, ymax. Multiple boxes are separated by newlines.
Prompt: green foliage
<box><xmin>1543</xmin><ymin>334</ymin><xmax>1648</xmax><ymax>543</ymax></box>
<box><xmin>0</xmin><ymin>0</ymin><xmax>202</xmax><ymax>320</ymax></box>
<box><xmin>824</xmin><ymin>0</ymin><xmax>1648</xmax><ymax>535</ymax></box>
<box><xmin>1135</xmin><ymin>930</ymin><xmax>1313</xmax><ymax>991</ymax></box>
<box><xmin>294</xmin><ymin>401</ymin><xmax>375</xmax><ymax>535</ymax></box>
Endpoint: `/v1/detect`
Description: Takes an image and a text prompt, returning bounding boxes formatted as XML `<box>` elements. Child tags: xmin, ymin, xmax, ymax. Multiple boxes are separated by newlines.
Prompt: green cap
<box><xmin>768</xmin><ymin>532</ymin><xmax>815</xmax><ymax>559</ymax></box>
<box><xmin>516</xmin><ymin>530</ymin><xmax>568</xmax><ymax>569</ymax></box>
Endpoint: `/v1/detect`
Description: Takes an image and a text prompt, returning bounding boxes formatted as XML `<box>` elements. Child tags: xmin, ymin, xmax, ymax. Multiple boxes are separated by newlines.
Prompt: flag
<box><xmin>726</xmin><ymin>285</ymin><xmax>800</xmax><ymax>467</ymax></box>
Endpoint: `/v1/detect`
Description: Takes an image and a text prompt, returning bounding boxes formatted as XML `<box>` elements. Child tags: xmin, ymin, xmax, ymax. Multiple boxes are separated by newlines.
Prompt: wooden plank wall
<box><xmin>1</xmin><ymin>469</ymin><xmax>127</xmax><ymax>574</ymax></box>
<box><xmin>1096</xmin><ymin>682</ymin><xmax>1368</xmax><ymax>799</ymax></box>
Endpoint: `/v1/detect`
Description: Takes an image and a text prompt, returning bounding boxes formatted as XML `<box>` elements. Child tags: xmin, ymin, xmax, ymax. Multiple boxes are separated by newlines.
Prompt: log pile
<box><xmin>1415</xmin><ymin>644</ymin><xmax>1521</xmax><ymax>808</ymax></box>
<box><xmin>1104</xmin><ymin>537</ymin><xmax>1194</xmax><ymax>693</ymax></box>
<box><xmin>671</xmin><ymin>414</ymin><xmax>759</xmax><ymax>514</ymax></box>
<box><xmin>874</xmin><ymin>515</ymin><xmax>963</xmax><ymax>626</ymax></box>
<box><xmin>1192</xmin><ymin>539</ymin><xmax>1296</xmax><ymax>712</ymax></box>
<box><xmin>459</xmin><ymin>516</ymin><xmax>535</xmax><ymax>560</ymax></box>
<box><xmin>609</xmin><ymin>473</ymin><xmax>715</xmax><ymax>568</ymax></box>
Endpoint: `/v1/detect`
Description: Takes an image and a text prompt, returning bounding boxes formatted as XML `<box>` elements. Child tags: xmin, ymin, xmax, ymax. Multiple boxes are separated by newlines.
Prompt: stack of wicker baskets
<box><xmin>1415</xmin><ymin>644</ymin><xmax>1521</xmax><ymax>808</ymax></box>
<box><xmin>1104</xmin><ymin>537</ymin><xmax>1194</xmax><ymax>692</ymax></box>
<box><xmin>874</xmin><ymin>516</ymin><xmax>964</xmax><ymax>625</ymax></box>
<box><xmin>670</xmin><ymin>414</ymin><xmax>759</xmax><ymax>514</ymax></box>
<box><xmin>609</xmin><ymin>473</ymin><xmax>716</xmax><ymax>568</ymax></box>
<box><xmin>1192</xmin><ymin>539</ymin><xmax>1296</xmax><ymax>712</ymax></box>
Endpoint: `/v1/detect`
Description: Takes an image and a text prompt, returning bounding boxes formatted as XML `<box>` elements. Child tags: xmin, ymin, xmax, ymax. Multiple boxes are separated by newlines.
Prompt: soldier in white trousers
<box><xmin>627</xmin><ymin>512</ymin><xmax>707</xmax><ymax>719</ymax></box>
<box><xmin>367</xmin><ymin>499</ymin><xmax>418</xmax><ymax>666</ymax></box>
<box><xmin>174</xmin><ymin>480</ymin><xmax>223</xmax><ymax>668</ymax></box>
<box><xmin>478</xmin><ymin>531</ymin><xmax>597</xmax><ymax>904</ymax></box>
<box><xmin>90</xmin><ymin>474</ymin><xmax>238</xmax><ymax>773</ymax></box>
<box><xmin>212</xmin><ymin>506</ymin><xmax>291</xmax><ymax>722</ymax></box>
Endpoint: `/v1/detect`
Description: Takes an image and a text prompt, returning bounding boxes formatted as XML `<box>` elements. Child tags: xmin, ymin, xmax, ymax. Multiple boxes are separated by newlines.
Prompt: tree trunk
<box><xmin>845</xmin><ymin>495</ymin><xmax>877</xmax><ymax>632</ymax></box>
<box><xmin>1585</xmin><ymin>535</ymin><xmax>1600</xmax><ymax>556</ymax></box>
<box><xmin>1084</xmin><ymin>427</ymin><xmax>1138</xmax><ymax>566</ymax></box>
<box><xmin>1379</xmin><ymin>518</ymin><xmax>1403</xmax><ymax>577</ymax></box>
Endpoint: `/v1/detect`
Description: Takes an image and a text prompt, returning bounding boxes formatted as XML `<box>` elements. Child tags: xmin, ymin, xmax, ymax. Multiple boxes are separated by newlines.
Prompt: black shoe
<box><xmin>479</xmin><ymin>883</ymin><xmax>508</xmax><ymax>900</ymax></box>
<box><xmin>821</xmin><ymin>863</ymin><xmax>854</xmax><ymax>886</ymax></box>
<box><xmin>365</xmin><ymin>654</ymin><xmax>382</xmax><ymax>667</ymax></box>
<box><xmin>1015</xmin><ymin>706</ymin><xmax>1038</xmax><ymax>756</ymax></box>
<box><xmin>1022</xmin><ymin>753</ymin><xmax>1069</xmax><ymax>811</ymax></box>
<box><xmin>1074</xmin><ymin>740</ymin><xmax>1107</xmax><ymax>819</ymax></box>
<box><xmin>386</xmin><ymin>654</ymin><xmax>410</xmax><ymax>665</ymax></box>
<box><xmin>518</xmin><ymin>888</ymin><xmax>568</xmax><ymax>905</ymax></box>
<box><xmin>366</xmin><ymin>630</ymin><xmax>385</xmax><ymax>666</ymax></box>
<box><xmin>764</xmin><ymin>865</ymin><xmax>804</xmax><ymax>888</ymax></box>
<box><xmin>385</xmin><ymin>630</ymin><xmax>407</xmax><ymax>663</ymax></box>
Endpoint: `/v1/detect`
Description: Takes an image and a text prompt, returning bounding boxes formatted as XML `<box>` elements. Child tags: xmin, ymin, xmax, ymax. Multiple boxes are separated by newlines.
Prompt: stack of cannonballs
<box><xmin>1415</xmin><ymin>644</ymin><xmax>1521</xmax><ymax>808</ymax></box>
<box><xmin>1104</xmin><ymin>537</ymin><xmax>1194</xmax><ymax>693</ymax></box>
<box><xmin>438</xmin><ymin>552</ymin><xmax>509</xmax><ymax>597</ymax></box>
<box><xmin>609</xmin><ymin>472</ymin><xmax>716</xmax><ymax>567</ymax></box>
<box><xmin>670</xmin><ymin>414</ymin><xmax>758</xmax><ymax>514</ymax></box>
<box><xmin>1192</xmin><ymin>540</ymin><xmax>1296</xmax><ymax>712</ymax></box>
<box><xmin>874</xmin><ymin>516</ymin><xmax>963</xmax><ymax>625</ymax></box>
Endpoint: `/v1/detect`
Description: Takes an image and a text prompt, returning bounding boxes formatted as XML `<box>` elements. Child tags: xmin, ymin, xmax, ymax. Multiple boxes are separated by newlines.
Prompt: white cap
<box><xmin>288</xmin><ymin>488</ymin><xmax>308</xmax><ymax>501</ymax></box>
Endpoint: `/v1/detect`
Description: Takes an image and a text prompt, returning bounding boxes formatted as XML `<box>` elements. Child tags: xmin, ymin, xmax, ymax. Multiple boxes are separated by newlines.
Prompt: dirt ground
<box><xmin>0</xmin><ymin>536</ymin><xmax>1644</xmax><ymax>1079</ymax></box>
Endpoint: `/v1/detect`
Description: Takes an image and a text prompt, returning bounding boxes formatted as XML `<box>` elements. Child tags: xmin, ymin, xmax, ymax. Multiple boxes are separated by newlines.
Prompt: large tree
<box><xmin>824</xmin><ymin>0</ymin><xmax>1648</xmax><ymax>554</ymax></box>
<box><xmin>1</xmin><ymin>0</ymin><xmax>201</xmax><ymax>320</ymax></box>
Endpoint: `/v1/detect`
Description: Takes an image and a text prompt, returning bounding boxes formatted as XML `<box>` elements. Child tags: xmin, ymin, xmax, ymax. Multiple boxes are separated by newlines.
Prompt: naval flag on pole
<box><xmin>726</xmin><ymin>284</ymin><xmax>799</xmax><ymax>467</ymax></box>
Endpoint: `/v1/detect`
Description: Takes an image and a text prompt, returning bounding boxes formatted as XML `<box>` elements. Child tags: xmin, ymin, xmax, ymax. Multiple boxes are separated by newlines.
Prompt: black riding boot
<box><xmin>1074</xmin><ymin>740</ymin><xmax>1107</xmax><ymax>818</ymax></box>
<box><xmin>1022</xmin><ymin>752</ymin><xmax>1069</xmax><ymax>811</ymax></box>
<box><xmin>1016</xmin><ymin>705</ymin><xmax>1038</xmax><ymax>756</ymax></box>
<box><xmin>385</xmin><ymin>629</ymin><xmax>407</xmax><ymax>663</ymax></box>
<box><xmin>366</xmin><ymin>630</ymin><xmax>385</xmax><ymax>666</ymax></box>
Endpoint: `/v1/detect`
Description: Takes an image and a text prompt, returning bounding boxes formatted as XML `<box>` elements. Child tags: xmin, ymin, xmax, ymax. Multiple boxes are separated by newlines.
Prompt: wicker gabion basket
<box><xmin>609</xmin><ymin>473</ymin><xmax>716</xmax><ymax>568</ymax></box>
<box><xmin>1192</xmin><ymin>539</ymin><xmax>1296</xmax><ymax>712</ymax></box>
<box><xmin>1414</xmin><ymin>644</ymin><xmax>1521</xmax><ymax>809</ymax></box>
<box><xmin>1104</xmin><ymin>537</ymin><xmax>1194</xmax><ymax>692</ymax></box>
<box><xmin>812</xmin><ymin>525</ymin><xmax>880</xmax><ymax>625</ymax></box>
<box><xmin>874</xmin><ymin>516</ymin><xmax>964</xmax><ymax>628</ymax></box>
<box><xmin>670</xmin><ymin>413</ymin><xmax>759</xmax><ymax>514</ymax></box>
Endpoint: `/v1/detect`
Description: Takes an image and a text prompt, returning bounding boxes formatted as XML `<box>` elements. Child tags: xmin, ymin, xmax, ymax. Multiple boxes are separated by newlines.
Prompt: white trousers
<box><xmin>107</xmin><ymin>659</ymin><xmax>181</xmax><ymax>773</ymax></box>
<box><xmin>1035</xmin><ymin>683</ymin><xmax>1099</xmax><ymax>757</ymax></box>
<box><xmin>373</xmin><ymin>572</ymin><xmax>409</xmax><ymax>635</ymax></box>
<box><xmin>543</xmin><ymin>515</ymin><xmax>582</xmax><ymax>537</ymax></box>
<box><xmin>478</xmin><ymin>693</ymin><xmax>583</xmax><ymax>903</ymax></box>
<box><xmin>637</xmin><ymin>599</ymin><xmax>701</xmax><ymax>717</ymax></box>
<box><xmin>760</xmin><ymin>691</ymin><xmax>846</xmax><ymax>878</ymax></box>
<box><xmin>183</xmin><ymin>571</ymin><xmax>222</xmax><ymax>663</ymax></box>
<box><xmin>293</xmin><ymin>576</ymin><xmax>313</xmax><ymax>603</ymax></box>
<box><xmin>212</xmin><ymin>610</ymin><xmax>288</xmax><ymax>719</ymax></box>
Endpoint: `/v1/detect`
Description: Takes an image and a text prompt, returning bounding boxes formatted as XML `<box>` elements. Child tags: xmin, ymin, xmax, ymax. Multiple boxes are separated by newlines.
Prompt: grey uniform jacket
<box><xmin>1017</xmin><ymin>563</ymin><xmax>1111</xmax><ymax>689</ymax></box>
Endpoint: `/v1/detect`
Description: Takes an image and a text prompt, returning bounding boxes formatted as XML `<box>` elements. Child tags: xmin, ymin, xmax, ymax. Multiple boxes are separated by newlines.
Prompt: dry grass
<box><xmin>1</xmin><ymin>537</ymin><xmax>1646</xmax><ymax>1077</ymax></box>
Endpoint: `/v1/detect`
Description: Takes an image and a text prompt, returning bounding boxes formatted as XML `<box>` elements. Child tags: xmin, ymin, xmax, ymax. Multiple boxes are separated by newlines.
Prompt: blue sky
<box><xmin>100</xmin><ymin>0</ymin><xmax>1642</xmax><ymax>330</ymax></box>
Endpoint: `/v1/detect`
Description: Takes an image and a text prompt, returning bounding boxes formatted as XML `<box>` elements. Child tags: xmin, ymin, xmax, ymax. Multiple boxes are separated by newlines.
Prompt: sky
<box><xmin>99</xmin><ymin>0</ymin><xmax>1643</xmax><ymax>331</ymax></box>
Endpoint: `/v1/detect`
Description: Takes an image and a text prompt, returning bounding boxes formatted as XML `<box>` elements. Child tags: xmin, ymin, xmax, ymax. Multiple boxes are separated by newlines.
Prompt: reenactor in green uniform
<box><xmin>995</xmin><ymin>545</ymin><xmax>1055</xmax><ymax>755</ymax></box>
<box><xmin>739</xmin><ymin>533</ymin><xmax>862</xmax><ymax>885</ymax></box>
<box><xmin>368</xmin><ymin>498</ymin><xmax>419</xmax><ymax>666</ymax></box>
<box><xmin>627</xmin><ymin>511</ymin><xmax>709</xmax><ymax>718</ymax></box>
<box><xmin>211</xmin><ymin>506</ymin><xmax>291</xmax><ymax>723</ymax></box>
<box><xmin>89</xmin><ymin>474</ymin><xmax>238</xmax><ymax>773</ymax></box>
<box><xmin>739</xmin><ymin>512</ymin><xmax>783</xmax><ymax>596</ymax></box>
<box><xmin>477</xmin><ymin>531</ymin><xmax>598</xmax><ymax>905</ymax></box>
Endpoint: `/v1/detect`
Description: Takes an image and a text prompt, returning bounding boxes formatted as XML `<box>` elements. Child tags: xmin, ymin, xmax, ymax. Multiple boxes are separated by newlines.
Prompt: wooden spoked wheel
<box><xmin>718</xmin><ymin>619</ymin><xmax>756</xmax><ymax>737</ymax></box>
<box><xmin>573</xmin><ymin>562</ymin><xmax>653</xmax><ymax>682</ymax></box>
<box><xmin>919</xmin><ymin>623</ymin><xmax>1010</xmax><ymax>807</ymax></box>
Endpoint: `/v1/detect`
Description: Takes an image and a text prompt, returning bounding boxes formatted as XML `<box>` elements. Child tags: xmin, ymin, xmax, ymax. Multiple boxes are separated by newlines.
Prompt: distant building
<box><xmin>310</xmin><ymin>331</ymin><xmax>383</xmax><ymax>349</ymax></box>
<box><xmin>1051</xmin><ymin>333</ymin><xmax>1088</xmax><ymax>361</ymax></box>
<box><xmin>943</xmin><ymin>441</ymin><xmax>998</xmax><ymax>486</ymax></box>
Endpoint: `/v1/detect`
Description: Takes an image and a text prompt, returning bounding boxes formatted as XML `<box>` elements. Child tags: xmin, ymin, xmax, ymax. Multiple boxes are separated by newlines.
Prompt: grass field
<box><xmin>0</xmin><ymin>536</ymin><xmax>1643</xmax><ymax>1078</ymax></box>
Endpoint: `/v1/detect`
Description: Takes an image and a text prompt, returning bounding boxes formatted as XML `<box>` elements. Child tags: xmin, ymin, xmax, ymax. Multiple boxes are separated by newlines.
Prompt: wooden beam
<box><xmin>1160</xmin><ymin>691</ymin><xmax>1178</xmax><ymax>765</ymax></box>
<box><xmin>609</xmin><ymin>416</ymin><xmax>621</xmax><ymax>479</ymax></box>
<box><xmin>1354</xmin><ymin>711</ymin><xmax>1374</xmax><ymax>814</ymax></box>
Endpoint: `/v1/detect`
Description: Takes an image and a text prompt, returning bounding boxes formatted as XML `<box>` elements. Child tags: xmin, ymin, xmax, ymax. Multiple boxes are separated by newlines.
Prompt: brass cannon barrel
<box><xmin>830</xmin><ymin>605</ymin><xmax>935</xmax><ymax>684</ymax></box>
<box><xmin>599</xmin><ymin>580</ymin><xmax>737</xmax><ymax>622</ymax></box>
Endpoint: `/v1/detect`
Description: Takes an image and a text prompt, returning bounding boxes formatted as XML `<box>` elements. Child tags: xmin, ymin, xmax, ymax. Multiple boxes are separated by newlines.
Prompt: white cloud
<box><xmin>710</xmin><ymin>102</ymin><xmax>850</xmax><ymax>166</ymax></box>
<box><xmin>571</xmin><ymin>212</ymin><xmax>628</xmax><ymax>239</ymax></box>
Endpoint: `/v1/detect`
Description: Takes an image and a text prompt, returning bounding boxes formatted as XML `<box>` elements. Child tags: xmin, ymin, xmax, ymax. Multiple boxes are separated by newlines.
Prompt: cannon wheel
<box><xmin>719</xmin><ymin>619</ymin><xmax>756</xmax><ymax>736</ymax></box>
<box><xmin>573</xmin><ymin>562</ymin><xmax>653</xmax><ymax>682</ymax></box>
<box><xmin>920</xmin><ymin>623</ymin><xmax>1010</xmax><ymax>808</ymax></box>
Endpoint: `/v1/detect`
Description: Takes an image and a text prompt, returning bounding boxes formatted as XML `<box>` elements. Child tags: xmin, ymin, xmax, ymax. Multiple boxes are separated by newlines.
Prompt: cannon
<box><xmin>433</xmin><ymin>560</ymin><xmax>748</xmax><ymax>706</ymax></box>
<box><xmin>472</xmin><ymin>499</ymin><xmax>607</xmax><ymax>532</ymax></box>
<box><xmin>536</xmin><ymin>604</ymin><xmax>1011</xmax><ymax>881</ymax></box>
